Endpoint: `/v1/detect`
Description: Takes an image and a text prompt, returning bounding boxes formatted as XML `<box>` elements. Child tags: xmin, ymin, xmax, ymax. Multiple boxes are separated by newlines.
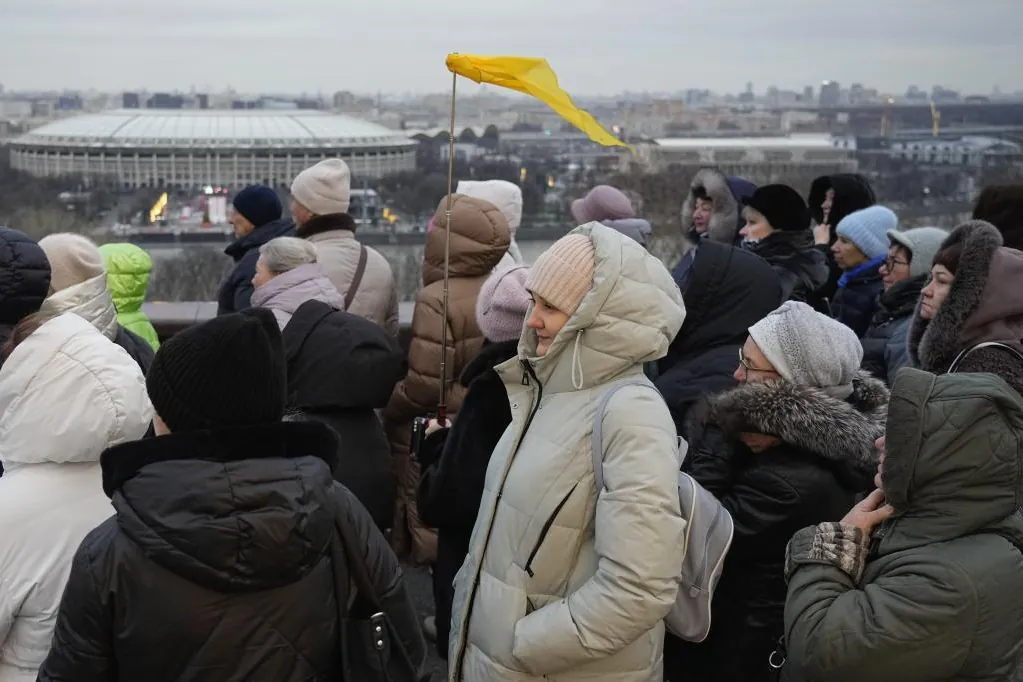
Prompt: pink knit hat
<box><xmin>571</xmin><ymin>185</ymin><xmax>635</xmax><ymax>224</ymax></box>
<box><xmin>526</xmin><ymin>234</ymin><xmax>596</xmax><ymax>315</ymax></box>
<box><xmin>475</xmin><ymin>266</ymin><xmax>530</xmax><ymax>343</ymax></box>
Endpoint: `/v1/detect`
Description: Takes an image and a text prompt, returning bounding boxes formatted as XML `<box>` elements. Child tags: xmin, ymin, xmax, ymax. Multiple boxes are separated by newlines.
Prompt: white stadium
<box><xmin>8</xmin><ymin>109</ymin><xmax>418</xmax><ymax>190</ymax></box>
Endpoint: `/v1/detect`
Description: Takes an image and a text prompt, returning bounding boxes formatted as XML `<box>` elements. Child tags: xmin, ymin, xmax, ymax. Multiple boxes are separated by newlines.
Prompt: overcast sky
<box><xmin>1</xmin><ymin>0</ymin><xmax>1020</xmax><ymax>96</ymax></box>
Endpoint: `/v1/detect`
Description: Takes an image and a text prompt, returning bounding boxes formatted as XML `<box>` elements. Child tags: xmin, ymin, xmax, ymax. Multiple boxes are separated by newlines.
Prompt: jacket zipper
<box><xmin>524</xmin><ymin>482</ymin><xmax>578</xmax><ymax>578</ymax></box>
<box><xmin>452</xmin><ymin>359</ymin><xmax>543</xmax><ymax>680</ymax></box>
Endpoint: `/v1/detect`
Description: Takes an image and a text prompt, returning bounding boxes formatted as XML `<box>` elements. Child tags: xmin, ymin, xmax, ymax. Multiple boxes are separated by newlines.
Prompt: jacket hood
<box><xmin>513</xmin><ymin>222</ymin><xmax>685</xmax><ymax>392</ymax></box>
<box><xmin>808</xmin><ymin>173</ymin><xmax>876</xmax><ymax>228</ymax></box>
<box><xmin>0</xmin><ymin>313</ymin><xmax>152</xmax><ymax>470</ymax></box>
<box><xmin>602</xmin><ymin>217</ymin><xmax>652</xmax><ymax>247</ymax></box>
<box><xmin>37</xmin><ymin>273</ymin><xmax>119</xmax><ymax>339</ymax></box>
<box><xmin>702</xmin><ymin>370</ymin><xmax>889</xmax><ymax>470</ymax></box>
<box><xmin>250</xmin><ymin>263</ymin><xmax>343</xmax><ymax>327</ymax></box>
<box><xmin>746</xmin><ymin>231</ymin><xmax>830</xmax><ymax>290</ymax></box>
<box><xmin>670</xmin><ymin>240</ymin><xmax>783</xmax><ymax>360</ymax></box>
<box><xmin>680</xmin><ymin>169</ymin><xmax>753</xmax><ymax>244</ymax></box>
<box><xmin>101</xmin><ymin>420</ymin><xmax>340</xmax><ymax>592</ymax></box>
<box><xmin>456</xmin><ymin>180</ymin><xmax>523</xmax><ymax>235</ymax></box>
<box><xmin>0</xmin><ymin>226</ymin><xmax>51</xmax><ymax>327</ymax></box>
<box><xmin>98</xmin><ymin>242</ymin><xmax>152</xmax><ymax>314</ymax></box>
<box><xmin>423</xmin><ymin>194</ymin><xmax>511</xmax><ymax>285</ymax></box>
<box><xmin>909</xmin><ymin>221</ymin><xmax>1023</xmax><ymax>373</ymax></box>
<box><xmin>226</xmin><ymin>217</ymin><xmax>295</xmax><ymax>259</ymax></box>
<box><xmin>881</xmin><ymin>369</ymin><xmax>1023</xmax><ymax>554</ymax></box>
<box><xmin>972</xmin><ymin>183</ymin><xmax>1023</xmax><ymax>251</ymax></box>
<box><xmin>283</xmin><ymin>299</ymin><xmax>405</xmax><ymax>410</ymax></box>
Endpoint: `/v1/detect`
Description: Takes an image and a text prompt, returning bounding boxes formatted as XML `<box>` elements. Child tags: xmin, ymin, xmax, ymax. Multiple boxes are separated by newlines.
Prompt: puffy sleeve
<box><xmin>512</xmin><ymin>385</ymin><xmax>684</xmax><ymax>674</ymax></box>
<box><xmin>385</xmin><ymin>288</ymin><xmax>451</xmax><ymax>424</ymax></box>
<box><xmin>36</xmin><ymin>541</ymin><xmax>115</xmax><ymax>682</ymax></box>
<box><xmin>783</xmin><ymin>522</ymin><xmax>975</xmax><ymax>682</ymax></box>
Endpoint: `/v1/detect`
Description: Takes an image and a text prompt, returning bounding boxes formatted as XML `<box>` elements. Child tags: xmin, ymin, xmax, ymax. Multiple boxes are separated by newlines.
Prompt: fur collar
<box><xmin>694</xmin><ymin>371</ymin><xmax>889</xmax><ymax>468</ymax></box>
<box><xmin>460</xmin><ymin>339</ymin><xmax>518</xmax><ymax>387</ymax></box>
<box><xmin>680</xmin><ymin>168</ymin><xmax>740</xmax><ymax>245</ymax></box>
<box><xmin>909</xmin><ymin>221</ymin><xmax>1002</xmax><ymax>372</ymax></box>
<box><xmin>295</xmin><ymin>212</ymin><xmax>357</xmax><ymax>239</ymax></box>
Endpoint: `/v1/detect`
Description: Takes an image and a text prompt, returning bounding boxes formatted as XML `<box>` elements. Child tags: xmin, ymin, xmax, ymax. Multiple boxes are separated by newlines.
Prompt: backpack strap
<box><xmin>947</xmin><ymin>341</ymin><xmax>1023</xmax><ymax>374</ymax></box>
<box><xmin>344</xmin><ymin>245</ymin><xmax>368</xmax><ymax>311</ymax></box>
<box><xmin>590</xmin><ymin>379</ymin><xmax>658</xmax><ymax>492</ymax></box>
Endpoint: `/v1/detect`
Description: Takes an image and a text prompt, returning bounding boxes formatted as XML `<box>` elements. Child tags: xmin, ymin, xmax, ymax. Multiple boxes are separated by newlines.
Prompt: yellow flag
<box><xmin>446</xmin><ymin>54</ymin><xmax>630</xmax><ymax>151</ymax></box>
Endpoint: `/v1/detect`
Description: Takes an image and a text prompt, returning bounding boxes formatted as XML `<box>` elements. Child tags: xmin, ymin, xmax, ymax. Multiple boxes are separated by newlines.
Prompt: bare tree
<box><xmin>148</xmin><ymin>248</ymin><xmax>232</xmax><ymax>302</ymax></box>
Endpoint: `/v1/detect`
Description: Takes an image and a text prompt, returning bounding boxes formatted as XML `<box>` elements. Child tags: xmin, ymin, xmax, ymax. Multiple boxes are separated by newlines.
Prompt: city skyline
<box><xmin>1</xmin><ymin>0</ymin><xmax>1021</xmax><ymax>96</ymax></box>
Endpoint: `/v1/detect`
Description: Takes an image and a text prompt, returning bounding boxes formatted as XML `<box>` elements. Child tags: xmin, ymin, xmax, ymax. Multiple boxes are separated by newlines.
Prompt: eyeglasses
<box><xmin>738</xmin><ymin>346</ymin><xmax>777</xmax><ymax>374</ymax></box>
<box><xmin>883</xmin><ymin>257</ymin><xmax>910</xmax><ymax>271</ymax></box>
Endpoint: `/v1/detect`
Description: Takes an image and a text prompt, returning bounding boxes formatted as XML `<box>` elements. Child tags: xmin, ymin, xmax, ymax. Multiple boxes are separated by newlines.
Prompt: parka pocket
<box><xmin>524</xmin><ymin>482</ymin><xmax>578</xmax><ymax>577</ymax></box>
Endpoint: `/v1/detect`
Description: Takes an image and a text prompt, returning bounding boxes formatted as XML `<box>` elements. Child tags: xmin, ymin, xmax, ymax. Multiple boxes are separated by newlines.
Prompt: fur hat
<box><xmin>742</xmin><ymin>184</ymin><xmax>809</xmax><ymax>232</ymax></box>
<box><xmin>38</xmin><ymin>233</ymin><xmax>105</xmax><ymax>294</ymax></box>
<box><xmin>476</xmin><ymin>265</ymin><xmax>530</xmax><ymax>343</ymax></box>
<box><xmin>526</xmin><ymin>234</ymin><xmax>596</xmax><ymax>315</ymax></box>
<box><xmin>571</xmin><ymin>185</ymin><xmax>635</xmax><ymax>223</ymax></box>
<box><xmin>887</xmin><ymin>227</ymin><xmax>948</xmax><ymax>278</ymax></box>
<box><xmin>290</xmin><ymin>159</ymin><xmax>351</xmax><ymax>216</ymax></box>
<box><xmin>836</xmin><ymin>206</ymin><xmax>898</xmax><ymax>260</ymax></box>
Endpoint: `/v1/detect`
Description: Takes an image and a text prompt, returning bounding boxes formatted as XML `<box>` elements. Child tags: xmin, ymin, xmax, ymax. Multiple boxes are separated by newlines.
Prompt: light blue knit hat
<box><xmin>836</xmin><ymin>206</ymin><xmax>898</xmax><ymax>260</ymax></box>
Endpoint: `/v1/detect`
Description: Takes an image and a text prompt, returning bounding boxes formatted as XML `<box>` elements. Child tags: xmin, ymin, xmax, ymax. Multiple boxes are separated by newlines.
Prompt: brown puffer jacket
<box><xmin>384</xmin><ymin>194</ymin><xmax>510</xmax><ymax>563</ymax></box>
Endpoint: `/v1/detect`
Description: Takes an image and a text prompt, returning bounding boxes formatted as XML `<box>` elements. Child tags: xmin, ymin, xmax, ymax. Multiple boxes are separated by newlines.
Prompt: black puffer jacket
<box><xmin>664</xmin><ymin>372</ymin><xmax>887</xmax><ymax>682</ymax></box>
<box><xmin>37</xmin><ymin>421</ymin><xmax>425</xmax><ymax>682</ymax></box>
<box><xmin>416</xmin><ymin>338</ymin><xmax>518</xmax><ymax>658</ymax></box>
<box><xmin>217</xmin><ymin>218</ymin><xmax>294</xmax><ymax>315</ymax></box>
<box><xmin>830</xmin><ymin>264</ymin><xmax>884</xmax><ymax>337</ymax></box>
<box><xmin>283</xmin><ymin>300</ymin><xmax>406</xmax><ymax>531</ymax></box>
<box><xmin>0</xmin><ymin>227</ymin><xmax>51</xmax><ymax>348</ymax></box>
<box><xmin>744</xmin><ymin>231</ymin><xmax>830</xmax><ymax>308</ymax></box>
<box><xmin>861</xmin><ymin>275</ymin><xmax>923</xmax><ymax>386</ymax></box>
<box><xmin>656</xmin><ymin>240</ymin><xmax>783</xmax><ymax>438</ymax></box>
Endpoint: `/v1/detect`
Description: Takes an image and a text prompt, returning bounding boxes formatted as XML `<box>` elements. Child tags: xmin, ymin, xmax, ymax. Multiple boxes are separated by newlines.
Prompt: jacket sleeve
<box><xmin>36</xmin><ymin>542</ymin><xmax>116</xmax><ymax>682</ymax></box>
<box><xmin>884</xmin><ymin>318</ymin><xmax>912</xmax><ymax>386</ymax></box>
<box><xmin>783</xmin><ymin>523</ymin><xmax>975</xmax><ymax>682</ymax></box>
<box><xmin>385</xmin><ymin>291</ymin><xmax>451</xmax><ymax>423</ymax></box>
<box><xmin>512</xmin><ymin>386</ymin><xmax>685</xmax><ymax>674</ymax></box>
<box><xmin>335</xmin><ymin>484</ymin><xmax>427</xmax><ymax>675</ymax></box>
<box><xmin>683</xmin><ymin>421</ymin><xmax>739</xmax><ymax>497</ymax></box>
<box><xmin>385</xmin><ymin>280</ymin><xmax>400</xmax><ymax>337</ymax></box>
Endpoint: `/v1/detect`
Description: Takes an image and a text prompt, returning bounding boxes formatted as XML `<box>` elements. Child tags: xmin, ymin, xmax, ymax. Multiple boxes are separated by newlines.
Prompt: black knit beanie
<box><xmin>146</xmin><ymin>308</ymin><xmax>286</xmax><ymax>433</ymax></box>
<box><xmin>742</xmin><ymin>184</ymin><xmax>809</xmax><ymax>232</ymax></box>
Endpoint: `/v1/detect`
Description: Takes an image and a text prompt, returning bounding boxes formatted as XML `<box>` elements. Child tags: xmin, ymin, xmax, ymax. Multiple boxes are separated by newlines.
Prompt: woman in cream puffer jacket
<box><xmin>449</xmin><ymin>222</ymin><xmax>687</xmax><ymax>682</ymax></box>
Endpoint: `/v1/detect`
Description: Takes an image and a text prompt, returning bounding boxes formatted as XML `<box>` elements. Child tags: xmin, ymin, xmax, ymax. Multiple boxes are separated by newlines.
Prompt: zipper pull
<box><xmin>521</xmin><ymin>360</ymin><xmax>531</xmax><ymax>385</ymax></box>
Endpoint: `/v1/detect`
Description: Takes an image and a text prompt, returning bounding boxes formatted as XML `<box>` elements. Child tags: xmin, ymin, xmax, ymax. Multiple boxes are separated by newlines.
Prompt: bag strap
<box><xmin>333</xmin><ymin>511</ymin><xmax>384</xmax><ymax>612</ymax></box>
<box><xmin>947</xmin><ymin>341</ymin><xmax>1023</xmax><ymax>374</ymax></box>
<box><xmin>590</xmin><ymin>379</ymin><xmax>657</xmax><ymax>492</ymax></box>
<box><xmin>345</xmin><ymin>245</ymin><xmax>369</xmax><ymax>311</ymax></box>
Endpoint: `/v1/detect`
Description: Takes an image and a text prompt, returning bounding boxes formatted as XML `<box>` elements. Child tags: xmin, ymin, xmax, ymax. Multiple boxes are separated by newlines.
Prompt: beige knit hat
<box><xmin>38</xmin><ymin>233</ymin><xmax>105</xmax><ymax>294</ymax></box>
<box><xmin>526</xmin><ymin>233</ymin><xmax>596</xmax><ymax>315</ymax></box>
<box><xmin>290</xmin><ymin>159</ymin><xmax>351</xmax><ymax>215</ymax></box>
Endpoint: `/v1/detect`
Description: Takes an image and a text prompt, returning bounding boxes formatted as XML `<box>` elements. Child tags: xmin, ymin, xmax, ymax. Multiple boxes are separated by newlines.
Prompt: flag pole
<box><xmin>437</xmin><ymin>68</ymin><xmax>458</xmax><ymax>424</ymax></box>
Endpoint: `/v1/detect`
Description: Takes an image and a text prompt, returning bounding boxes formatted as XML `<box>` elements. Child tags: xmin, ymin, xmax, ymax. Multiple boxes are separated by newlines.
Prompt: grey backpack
<box><xmin>590</xmin><ymin>378</ymin><xmax>734</xmax><ymax>643</ymax></box>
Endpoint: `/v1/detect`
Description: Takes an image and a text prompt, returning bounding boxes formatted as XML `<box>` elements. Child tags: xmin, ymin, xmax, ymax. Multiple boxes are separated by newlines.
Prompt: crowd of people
<box><xmin>2</xmin><ymin>158</ymin><xmax>1023</xmax><ymax>682</ymax></box>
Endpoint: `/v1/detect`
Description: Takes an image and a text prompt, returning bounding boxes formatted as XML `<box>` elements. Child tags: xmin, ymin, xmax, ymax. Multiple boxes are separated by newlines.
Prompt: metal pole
<box><xmin>437</xmin><ymin>69</ymin><xmax>458</xmax><ymax>423</ymax></box>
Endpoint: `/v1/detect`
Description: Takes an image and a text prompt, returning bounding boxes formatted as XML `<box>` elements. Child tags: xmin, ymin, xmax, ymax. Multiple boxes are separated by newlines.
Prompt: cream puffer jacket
<box><xmin>448</xmin><ymin>222</ymin><xmax>687</xmax><ymax>682</ymax></box>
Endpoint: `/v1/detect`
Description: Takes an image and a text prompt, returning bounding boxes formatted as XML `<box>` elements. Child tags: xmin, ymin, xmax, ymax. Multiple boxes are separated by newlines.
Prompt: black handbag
<box><xmin>330</xmin><ymin>516</ymin><xmax>422</xmax><ymax>682</ymax></box>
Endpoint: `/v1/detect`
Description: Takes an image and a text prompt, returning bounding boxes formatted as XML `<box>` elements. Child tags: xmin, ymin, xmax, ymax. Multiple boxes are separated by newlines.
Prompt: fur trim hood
<box><xmin>680</xmin><ymin>169</ymin><xmax>755</xmax><ymax>245</ymax></box>
<box><xmin>695</xmin><ymin>371</ymin><xmax>889</xmax><ymax>469</ymax></box>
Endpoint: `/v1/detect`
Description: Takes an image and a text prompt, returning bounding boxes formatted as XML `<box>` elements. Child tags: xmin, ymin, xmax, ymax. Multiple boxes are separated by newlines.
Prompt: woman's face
<box><xmin>734</xmin><ymin>338</ymin><xmax>781</xmax><ymax>384</ymax></box>
<box><xmin>831</xmin><ymin>236</ymin><xmax>868</xmax><ymax>270</ymax></box>
<box><xmin>740</xmin><ymin>207</ymin><xmax>774</xmax><ymax>242</ymax></box>
<box><xmin>692</xmin><ymin>198</ymin><xmax>713</xmax><ymax>233</ymax></box>
<box><xmin>526</xmin><ymin>293</ymin><xmax>570</xmax><ymax>357</ymax></box>
<box><xmin>821</xmin><ymin>188</ymin><xmax>836</xmax><ymax>223</ymax></box>
<box><xmin>251</xmin><ymin>256</ymin><xmax>275</xmax><ymax>289</ymax></box>
<box><xmin>919</xmin><ymin>264</ymin><xmax>954</xmax><ymax>320</ymax></box>
<box><xmin>880</xmin><ymin>245</ymin><xmax>912</xmax><ymax>290</ymax></box>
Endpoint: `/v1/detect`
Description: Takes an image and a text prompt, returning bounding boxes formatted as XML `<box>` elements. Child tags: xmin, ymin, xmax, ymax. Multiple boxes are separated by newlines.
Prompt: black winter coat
<box><xmin>830</xmin><ymin>265</ymin><xmax>884</xmax><ymax>337</ymax></box>
<box><xmin>744</xmin><ymin>232</ymin><xmax>830</xmax><ymax>309</ymax></box>
<box><xmin>860</xmin><ymin>275</ymin><xmax>923</xmax><ymax>386</ymax></box>
<box><xmin>416</xmin><ymin>339</ymin><xmax>518</xmax><ymax>658</ymax></box>
<box><xmin>0</xmin><ymin>227</ymin><xmax>51</xmax><ymax>348</ymax></box>
<box><xmin>38</xmin><ymin>420</ymin><xmax>425</xmax><ymax>682</ymax></box>
<box><xmin>114</xmin><ymin>325</ymin><xmax>155</xmax><ymax>375</ymax></box>
<box><xmin>657</xmin><ymin>240</ymin><xmax>784</xmax><ymax>438</ymax></box>
<box><xmin>283</xmin><ymin>300</ymin><xmax>406</xmax><ymax>531</ymax></box>
<box><xmin>807</xmin><ymin>174</ymin><xmax>877</xmax><ymax>304</ymax></box>
<box><xmin>217</xmin><ymin>218</ymin><xmax>294</xmax><ymax>315</ymax></box>
<box><xmin>663</xmin><ymin>373</ymin><xmax>887</xmax><ymax>682</ymax></box>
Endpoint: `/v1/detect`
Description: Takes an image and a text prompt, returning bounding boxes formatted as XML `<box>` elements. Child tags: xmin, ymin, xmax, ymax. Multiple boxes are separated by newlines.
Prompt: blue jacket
<box><xmin>217</xmin><ymin>218</ymin><xmax>294</xmax><ymax>315</ymax></box>
<box><xmin>831</xmin><ymin>258</ymin><xmax>884</xmax><ymax>338</ymax></box>
<box><xmin>860</xmin><ymin>275</ymin><xmax>924</xmax><ymax>386</ymax></box>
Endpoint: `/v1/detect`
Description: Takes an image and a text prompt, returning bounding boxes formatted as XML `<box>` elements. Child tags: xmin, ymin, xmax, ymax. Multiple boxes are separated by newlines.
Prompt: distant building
<box><xmin>122</xmin><ymin>92</ymin><xmax>141</xmax><ymax>109</ymax></box>
<box><xmin>197</xmin><ymin>94</ymin><xmax>209</xmax><ymax>109</ymax></box>
<box><xmin>634</xmin><ymin>134</ymin><xmax>858</xmax><ymax>176</ymax></box>
<box><xmin>890</xmin><ymin>136</ymin><xmax>1021</xmax><ymax>167</ymax></box>
<box><xmin>147</xmin><ymin>93</ymin><xmax>184</xmax><ymax>109</ymax></box>
<box><xmin>819</xmin><ymin>80</ymin><xmax>841</xmax><ymax>108</ymax></box>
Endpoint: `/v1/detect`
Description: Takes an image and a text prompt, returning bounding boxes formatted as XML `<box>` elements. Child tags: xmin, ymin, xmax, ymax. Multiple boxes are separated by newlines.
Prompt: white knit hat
<box><xmin>748</xmin><ymin>301</ymin><xmax>863</xmax><ymax>399</ymax></box>
<box><xmin>290</xmin><ymin>159</ymin><xmax>351</xmax><ymax>215</ymax></box>
<box><xmin>38</xmin><ymin>233</ymin><xmax>105</xmax><ymax>294</ymax></box>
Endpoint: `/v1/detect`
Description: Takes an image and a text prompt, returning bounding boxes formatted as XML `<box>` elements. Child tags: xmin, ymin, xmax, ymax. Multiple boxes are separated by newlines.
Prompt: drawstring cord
<box><xmin>571</xmin><ymin>331</ymin><xmax>585</xmax><ymax>390</ymax></box>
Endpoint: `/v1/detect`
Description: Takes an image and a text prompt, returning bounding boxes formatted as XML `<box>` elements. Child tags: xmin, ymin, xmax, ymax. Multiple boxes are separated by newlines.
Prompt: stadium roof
<box><xmin>16</xmin><ymin>109</ymin><xmax>416</xmax><ymax>149</ymax></box>
<box><xmin>652</xmin><ymin>134</ymin><xmax>841</xmax><ymax>150</ymax></box>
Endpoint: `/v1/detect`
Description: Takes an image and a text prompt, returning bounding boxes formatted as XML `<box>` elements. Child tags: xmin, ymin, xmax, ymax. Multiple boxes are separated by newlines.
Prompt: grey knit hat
<box><xmin>887</xmin><ymin>227</ymin><xmax>948</xmax><ymax>278</ymax></box>
<box><xmin>748</xmin><ymin>301</ymin><xmax>863</xmax><ymax>400</ymax></box>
